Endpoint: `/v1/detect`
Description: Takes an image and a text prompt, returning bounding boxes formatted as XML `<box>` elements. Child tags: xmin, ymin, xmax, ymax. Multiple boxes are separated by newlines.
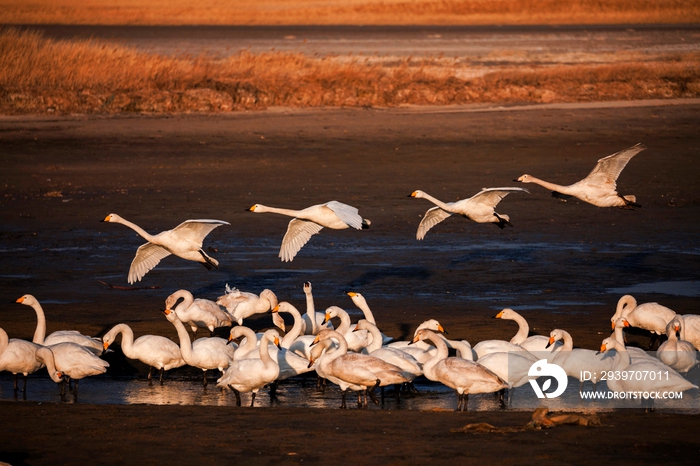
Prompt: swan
<box><xmin>494</xmin><ymin>308</ymin><xmax>561</xmax><ymax>353</ymax></box>
<box><xmin>323</xmin><ymin>306</ymin><xmax>370</xmax><ymax>353</ymax></box>
<box><xmin>611</xmin><ymin>317</ymin><xmax>656</xmax><ymax>363</ymax></box>
<box><xmin>354</xmin><ymin>319</ymin><xmax>422</xmax><ymax>382</ymax></box>
<box><xmin>102</xmin><ymin>323</ymin><xmax>185</xmax><ymax>385</ymax></box>
<box><xmin>0</xmin><ymin>326</ymin><xmax>44</xmax><ymax>392</ymax></box>
<box><xmin>599</xmin><ymin>337</ymin><xmax>697</xmax><ymax>410</ymax></box>
<box><xmin>656</xmin><ymin>318</ymin><xmax>697</xmax><ymax>374</ymax></box>
<box><xmin>16</xmin><ymin>294</ymin><xmax>103</xmax><ymax>355</ymax></box>
<box><xmin>677</xmin><ymin>314</ymin><xmax>700</xmax><ymax>350</ymax></box>
<box><xmin>45</xmin><ymin>342</ymin><xmax>110</xmax><ymax>396</ymax></box>
<box><xmin>548</xmin><ymin>329</ymin><xmax>618</xmax><ymax>392</ymax></box>
<box><xmin>217</xmin><ymin>329</ymin><xmax>281</xmax><ymax>407</ymax></box>
<box><xmin>216</xmin><ymin>286</ymin><xmax>278</xmax><ymax>325</ymax></box>
<box><xmin>228</xmin><ymin>326</ymin><xmax>258</xmax><ymax>361</ymax></box>
<box><xmin>102</xmin><ymin>213</ymin><xmax>229</xmax><ymax>283</ymax></box>
<box><xmin>515</xmin><ymin>143</ymin><xmax>646</xmax><ymax>209</ymax></box>
<box><xmin>165</xmin><ymin>289</ymin><xmax>233</xmax><ymax>337</ymax></box>
<box><xmin>163</xmin><ymin>308</ymin><xmax>235</xmax><ymax>386</ymax></box>
<box><xmin>412</xmin><ymin>329</ymin><xmax>508</xmax><ymax>411</ymax></box>
<box><xmin>344</xmin><ymin>291</ymin><xmax>392</xmax><ymax>344</ymax></box>
<box><xmin>246</xmin><ymin>200</ymin><xmax>370</xmax><ymax>262</ymax></box>
<box><xmin>310</xmin><ymin>330</ymin><xmax>411</xmax><ymax>408</ymax></box>
<box><xmin>301</xmin><ymin>282</ymin><xmax>332</xmax><ymax>335</ymax></box>
<box><xmin>386</xmin><ymin>319</ymin><xmax>444</xmax><ymax>365</ymax></box>
<box><xmin>610</xmin><ymin>295</ymin><xmax>676</xmax><ymax>348</ymax></box>
<box><xmin>409</xmin><ymin>187</ymin><xmax>529</xmax><ymax>237</ymax></box>
<box><xmin>272</xmin><ymin>302</ymin><xmax>319</xmax><ymax>360</ymax></box>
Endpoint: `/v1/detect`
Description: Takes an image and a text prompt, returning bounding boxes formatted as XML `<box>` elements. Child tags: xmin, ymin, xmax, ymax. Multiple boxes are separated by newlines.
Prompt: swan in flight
<box><xmin>16</xmin><ymin>294</ymin><xmax>103</xmax><ymax>355</ymax></box>
<box><xmin>515</xmin><ymin>143</ymin><xmax>646</xmax><ymax>209</ymax></box>
<box><xmin>102</xmin><ymin>213</ymin><xmax>229</xmax><ymax>284</ymax></box>
<box><xmin>246</xmin><ymin>201</ymin><xmax>370</xmax><ymax>261</ymax></box>
<box><xmin>165</xmin><ymin>289</ymin><xmax>233</xmax><ymax>337</ymax></box>
<box><xmin>409</xmin><ymin>187</ymin><xmax>529</xmax><ymax>237</ymax></box>
<box><xmin>216</xmin><ymin>286</ymin><xmax>278</xmax><ymax>326</ymax></box>
<box><xmin>163</xmin><ymin>308</ymin><xmax>235</xmax><ymax>386</ymax></box>
<box><xmin>412</xmin><ymin>329</ymin><xmax>508</xmax><ymax>411</ymax></box>
<box><xmin>102</xmin><ymin>323</ymin><xmax>185</xmax><ymax>385</ymax></box>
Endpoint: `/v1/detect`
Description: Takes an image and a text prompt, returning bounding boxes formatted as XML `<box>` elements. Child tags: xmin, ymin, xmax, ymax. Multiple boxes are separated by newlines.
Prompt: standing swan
<box><xmin>0</xmin><ymin>326</ymin><xmax>44</xmax><ymax>392</ymax></box>
<box><xmin>102</xmin><ymin>213</ymin><xmax>229</xmax><ymax>284</ymax></box>
<box><xmin>246</xmin><ymin>201</ymin><xmax>370</xmax><ymax>261</ymax></box>
<box><xmin>515</xmin><ymin>143</ymin><xmax>646</xmax><ymax>209</ymax></box>
<box><xmin>102</xmin><ymin>323</ymin><xmax>185</xmax><ymax>385</ymax></box>
<box><xmin>409</xmin><ymin>187</ymin><xmax>529</xmax><ymax>238</ymax></box>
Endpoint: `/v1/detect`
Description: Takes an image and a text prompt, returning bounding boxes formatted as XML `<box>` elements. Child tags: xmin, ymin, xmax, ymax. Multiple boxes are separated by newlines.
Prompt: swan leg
<box><xmin>147</xmin><ymin>367</ymin><xmax>154</xmax><ymax>386</ymax></box>
<box><xmin>22</xmin><ymin>374</ymin><xmax>28</xmax><ymax>392</ymax></box>
<box><xmin>250</xmin><ymin>392</ymin><xmax>256</xmax><ymax>407</ymax></box>
<box><xmin>202</xmin><ymin>370</ymin><xmax>208</xmax><ymax>387</ymax></box>
<box><xmin>269</xmin><ymin>381</ymin><xmax>279</xmax><ymax>401</ymax></box>
<box><xmin>198</xmin><ymin>249</ymin><xmax>218</xmax><ymax>270</ymax></box>
<box><xmin>12</xmin><ymin>373</ymin><xmax>19</xmax><ymax>391</ymax></box>
<box><xmin>159</xmin><ymin>368</ymin><xmax>165</xmax><ymax>386</ymax></box>
<box><xmin>229</xmin><ymin>385</ymin><xmax>242</xmax><ymax>406</ymax></box>
<box><xmin>340</xmin><ymin>390</ymin><xmax>347</xmax><ymax>409</ymax></box>
<box><xmin>367</xmin><ymin>379</ymin><xmax>381</xmax><ymax>406</ymax></box>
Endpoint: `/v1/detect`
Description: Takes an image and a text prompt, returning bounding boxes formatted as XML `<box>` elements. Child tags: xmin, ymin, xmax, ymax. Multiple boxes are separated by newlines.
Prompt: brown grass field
<box><xmin>1</xmin><ymin>0</ymin><xmax>699</xmax><ymax>25</ymax></box>
<box><xmin>1</xmin><ymin>28</ymin><xmax>699</xmax><ymax>115</ymax></box>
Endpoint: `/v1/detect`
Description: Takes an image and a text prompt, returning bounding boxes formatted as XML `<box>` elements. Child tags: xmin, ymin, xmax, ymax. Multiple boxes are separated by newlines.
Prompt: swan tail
<box><xmin>621</xmin><ymin>195</ymin><xmax>641</xmax><ymax>209</ymax></box>
<box><xmin>551</xmin><ymin>191</ymin><xmax>572</xmax><ymax>202</ymax></box>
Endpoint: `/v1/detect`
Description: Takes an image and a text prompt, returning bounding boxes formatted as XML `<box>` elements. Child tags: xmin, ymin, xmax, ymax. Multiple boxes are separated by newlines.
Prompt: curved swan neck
<box><xmin>331</xmin><ymin>309</ymin><xmax>351</xmax><ymax>334</ymax></box>
<box><xmin>507</xmin><ymin>312</ymin><xmax>529</xmax><ymax>344</ymax></box>
<box><xmin>108</xmin><ymin>324</ymin><xmax>135</xmax><ymax>355</ymax></box>
<box><xmin>168</xmin><ymin>314</ymin><xmax>194</xmax><ymax>360</ymax></box>
<box><xmin>352</xmin><ymin>296</ymin><xmax>376</xmax><ymax>325</ymax></box>
<box><xmin>358</xmin><ymin>320</ymin><xmax>382</xmax><ymax>353</ymax></box>
<box><xmin>280</xmin><ymin>304</ymin><xmax>304</xmax><ymax>347</ymax></box>
<box><xmin>558</xmin><ymin>330</ymin><xmax>574</xmax><ymax>351</ymax></box>
<box><xmin>29</xmin><ymin>300</ymin><xmax>47</xmax><ymax>344</ymax></box>
<box><xmin>422</xmin><ymin>332</ymin><xmax>449</xmax><ymax>378</ymax></box>
<box><xmin>232</xmin><ymin>327</ymin><xmax>258</xmax><ymax>356</ymax></box>
<box><xmin>323</xmin><ymin>331</ymin><xmax>349</xmax><ymax>361</ymax></box>
<box><xmin>172</xmin><ymin>290</ymin><xmax>194</xmax><ymax>311</ymax></box>
<box><xmin>417</xmin><ymin>191</ymin><xmax>453</xmax><ymax>212</ymax></box>
<box><xmin>258</xmin><ymin>332</ymin><xmax>277</xmax><ymax>368</ymax></box>
<box><xmin>114</xmin><ymin>216</ymin><xmax>156</xmax><ymax>242</ymax></box>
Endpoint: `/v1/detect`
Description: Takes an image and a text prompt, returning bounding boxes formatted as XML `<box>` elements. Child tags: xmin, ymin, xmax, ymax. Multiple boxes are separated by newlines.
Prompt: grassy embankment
<box><xmin>1</xmin><ymin>0</ymin><xmax>699</xmax><ymax>114</ymax></box>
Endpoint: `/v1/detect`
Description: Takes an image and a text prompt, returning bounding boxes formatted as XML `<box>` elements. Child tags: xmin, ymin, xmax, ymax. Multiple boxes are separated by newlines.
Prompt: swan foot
<box><xmin>198</xmin><ymin>249</ymin><xmax>218</xmax><ymax>270</ymax></box>
<box><xmin>551</xmin><ymin>191</ymin><xmax>571</xmax><ymax>202</ymax></box>
<box><xmin>493</xmin><ymin>213</ymin><xmax>512</xmax><ymax>229</ymax></box>
<box><xmin>456</xmin><ymin>392</ymin><xmax>469</xmax><ymax>412</ymax></box>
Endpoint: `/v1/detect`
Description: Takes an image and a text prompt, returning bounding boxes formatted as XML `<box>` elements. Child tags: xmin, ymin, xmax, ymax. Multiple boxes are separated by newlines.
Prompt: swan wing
<box><xmin>325</xmin><ymin>201</ymin><xmax>364</xmax><ymax>229</ymax></box>
<box><xmin>416</xmin><ymin>206</ymin><xmax>452</xmax><ymax>240</ymax></box>
<box><xmin>129</xmin><ymin>242</ymin><xmax>172</xmax><ymax>284</ymax></box>
<box><xmin>279</xmin><ymin>219</ymin><xmax>324</xmax><ymax>262</ymax></box>
<box><xmin>171</xmin><ymin>219</ymin><xmax>229</xmax><ymax>243</ymax></box>
<box><xmin>584</xmin><ymin>143</ymin><xmax>646</xmax><ymax>186</ymax></box>
<box><xmin>468</xmin><ymin>187</ymin><xmax>529</xmax><ymax>208</ymax></box>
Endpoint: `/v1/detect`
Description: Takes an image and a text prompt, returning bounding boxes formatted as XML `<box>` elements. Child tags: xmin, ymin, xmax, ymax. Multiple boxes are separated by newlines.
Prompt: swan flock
<box><xmin>4</xmin><ymin>142</ymin><xmax>698</xmax><ymax>410</ymax></box>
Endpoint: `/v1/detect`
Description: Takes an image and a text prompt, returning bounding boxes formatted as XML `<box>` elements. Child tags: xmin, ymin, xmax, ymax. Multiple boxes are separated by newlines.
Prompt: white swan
<box><xmin>409</xmin><ymin>187</ymin><xmax>528</xmax><ymax>237</ymax></box>
<box><xmin>657</xmin><ymin>318</ymin><xmax>697</xmax><ymax>374</ymax></box>
<box><xmin>272</xmin><ymin>302</ymin><xmax>319</xmax><ymax>360</ymax></box>
<box><xmin>548</xmin><ymin>329</ymin><xmax>617</xmax><ymax>392</ymax></box>
<box><xmin>386</xmin><ymin>319</ymin><xmax>444</xmax><ymax>365</ymax></box>
<box><xmin>345</xmin><ymin>291</ymin><xmax>392</xmax><ymax>344</ymax></box>
<box><xmin>611</xmin><ymin>295</ymin><xmax>676</xmax><ymax>348</ymax></box>
<box><xmin>599</xmin><ymin>337</ymin><xmax>697</xmax><ymax>410</ymax></box>
<box><xmin>677</xmin><ymin>314</ymin><xmax>700</xmax><ymax>350</ymax></box>
<box><xmin>354</xmin><ymin>319</ymin><xmax>422</xmax><ymax>382</ymax></box>
<box><xmin>0</xmin><ymin>326</ymin><xmax>44</xmax><ymax>391</ymax></box>
<box><xmin>301</xmin><ymin>282</ymin><xmax>332</xmax><ymax>335</ymax></box>
<box><xmin>217</xmin><ymin>329</ymin><xmax>281</xmax><ymax>407</ymax></box>
<box><xmin>165</xmin><ymin>289</ymin><xmax>232</xmax><ymax>337</ymax></box>
<box><xmin>102</xmin><ymin>213</ymin><xmax>229</xmax><ymax>283</ymax></box>
<box><xmin>246</xmin><ymin>200</ymin><xmax>370</xmax><ymax>262</ymax></box>
<box><xmin>163</xmin><ymin>308</ymin><xmax>235</xmax><ymax>386</ymax></box>
<box><xmin>216</xmin><ymin>286</ymin><xmax>278</xmax><ymax>325</ymax></box>
<box><xmin>310</xmin><ymin>330</ymin><xmax>410</xmax><ymax>408</ymax></box>
<box><xmin>102</xmin><ymin>323</ymin><xmax>185</xmax><ymax>385</ymax></box>
<box><xmin>16</xmin><ymin>294</ymin><xmax>103</xmax><ymax>355</ymax></box>
<box><xmin>494</xmin><ymin>308</ymin><xmax>561</xmax><ymax>353</ymax></box>
<box><xmin>323</xmin><ymin>306</ymin><xmax>370</xmax><ymax>353</ymax></box>
<box><xmin>611</xmin><ymin>317</ymin><xmax>656</xmax><ymax>363</ymax></box>
<box><xmin>515</xmin><ymin>143</ymin><xmax>646</xmax><ymax>208</ymax></box>
<box><xmin>412</xmin><ymin>329</ymin><xmax>508</xmax><ymax>411</ymax></box>
<box><xmin>45</xmin><ymin>342</ymin><xmax>110</xmax><ymax>396</ymax></box>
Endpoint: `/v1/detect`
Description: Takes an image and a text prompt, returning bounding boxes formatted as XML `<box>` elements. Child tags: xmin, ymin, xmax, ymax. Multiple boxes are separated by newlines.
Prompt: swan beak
<box><xmin>163</xmin><ymin>308</ymin><xmax>172</xmax><ymax>316</ymax></box>
<box><xmin>622</xmin><ymin>320</ymin><xmax>630</xmax><ymax>328</ymax></box>
<box><xmin>103</xmin><ymin>342</ymin><xmax>110</xmax><ymax>351</ymax></box>
<box><xmin>102</xmin><ymin>214</ymin><xmax>111</xmax><ymax>222</ymax></box>
<box><xmin>546</xmin><ymin>337</ymin><xmax>555</xmax><ymax>349</ymax></box>
<box><xmin>437</xmin><ymin>324</ymin><xmax>447</xmax><ymax>335</ymax></box>
<box><xmin>323</xmin><ymin>313</ymin><xmax>331</xmax><ymax>324</ymax></box>
<box><xmin>274</xmin><ymin>337</ymin><xmax>281</xmax><ymax>349</ymax></box>
<box><xmin>599</xmin><ymin>343</ymin><xmax>607</xmax><ymax>352</ymax></box>
<box><xmin>307</xmin><ymin>358</ymin><xmax>315</xmax><ymax>368</ymax></box>
<box><xmin>493</xmin><ymin>310</ymin><xmax>505</xmax><ymax>319</ymax></box>
<box><xmin>56</xmin><ymin>371</ymin><xmax>64</xmax><ymax>380</ymax></box>
<box><xmin>345</xmin><ymin>291</ymin><xmax>357</xmax><ymax>297</ymax></box>
<box><xmin>611</xmin><ymin>321</ymin><xmax>616</xmax><ymax>330</ymax></box>
<box><xmin>15</xmin><ymin>296</ymin><xmax>25</xmax><ymax>303</ymax></box>
<box><xmin>246</xmin><ymin>205</ymin><xmax>256</xmax><ymax>212</ymax></box>
<box><xmin>408</xmin><ymin>191</ymin><xmax>417</xmax><ymax>198</ymax></box>
<box><xmin>272</xmin><ymin>304</ymin><xmax>280</xmax><ymax>313</ymax></box>
<box><xmin>310</xmin><ymin>335</ymin><xmax>321</xmax><ymax>347</ymax></box>
<box><xmin>410</xmin><ymin>335</ymin><xmax>420</xmax><ymax>345</ymax></box>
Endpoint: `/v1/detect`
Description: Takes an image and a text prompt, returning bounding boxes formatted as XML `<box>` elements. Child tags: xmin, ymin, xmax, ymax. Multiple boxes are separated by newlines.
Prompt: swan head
<box><xmin>411</xmin><ymin>328</ymin><xmax>435</xmax><ymax>344</ymax></box>
<box><xmin>303</xmin><ymin>281</ymin><xmax>312</xmax><ymax>293</ymax></box>
<box><xmin>415</xmin><ymin>319</ymin><xmax>447</xmax><ymax>335</ymax></box>
<box><xmin>102</xmin><ymin>213</ymin><xmax>122</xmax><ymax>223</ymax></box>
<box><xmin>515</xmin><ymin>175</ymin><xmax>532</xmax><ymax>183</ymax></box>
<box><xmin>15</xmin><ymin>294</ymin><xmax>38</xmax><ymax>306</ymax></box>
<box><xmin>493</xmin><ymin>308</ymin><xmax>517</xmax><ymax>320</ymax></box>
<box><xmin>162</xmin><ymin>308</ymin><xmax>179</xmax><ymax>323</ymax></box>
<box><xmin>599</xmin><ymin>337</ymin><xmax>620</xmax><ymax>354</ymax></box>
<box><xmin>246</xmin><ymin>204</ymin><xmax>266</xmax><ymax>213</ymax></box>
<box><xmin>408</xmin><ymin>190</ymin><xmax>425</xmax><ymax>198</ymax></box>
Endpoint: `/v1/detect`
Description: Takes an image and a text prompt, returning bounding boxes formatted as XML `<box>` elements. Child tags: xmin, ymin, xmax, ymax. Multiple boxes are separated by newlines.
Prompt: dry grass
<box><xmin>1</xmin><ymin>0</ymin><xmax>699</xmax><ymax>25</ymax></box>
<box><xmin>1</xmin><ymin>28</ymin><xmax>699</xmax><ymax>115</ymax></box>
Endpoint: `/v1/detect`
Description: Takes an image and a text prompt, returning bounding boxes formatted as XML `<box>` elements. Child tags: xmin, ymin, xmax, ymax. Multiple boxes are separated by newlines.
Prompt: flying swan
<box><xmin>102</xmin><ymin>213</ymin><xmax>229</xmax><ymax>283</ymax></box>
<box><xmin>409</xmin><ymin>187</ymin><xmax>529</xmax><ymax>239</ymax></box>
<box><xmin>246</xmin><ymin>201</ymin><xmax>370</xmax><ymax>261</ymax></box>
<box><xmin>515</xmin><ymin>143</ymin><xmax>646</xmax><ymax>209</ymax></box>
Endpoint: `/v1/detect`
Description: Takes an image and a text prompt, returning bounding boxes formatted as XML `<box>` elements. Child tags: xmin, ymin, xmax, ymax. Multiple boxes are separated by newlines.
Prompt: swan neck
<box><xmin>258</xmin><ymin>334</ymin><xmax>274</xmax><ymax>367</ymax></box>
<box><xmin>30</xmin><ymin>301</ymin><xmax>47</xmax><ymax>344</ymax></box>
<box><xmin>281</xmin><ymin>306</ymin><xmax>304</xmax><ymax>347</ymax></box>
<box><xmin>419</xmin><ymin>192</ymin><xmax>452</xmax><ymax>211</ymax></box>
<box><xmin>354</xmin><ymin>299</ymin><xmax>376</xmax><ymax>325</ymax></box>
<box><xmin>363</xmin><ymin>323</ymin><xmax>382</xmax><ymax>353</ymax></box>
<box><xmin>0</xmin><ymin>328</ymin><xmax>8</xmax><ymax>354</ymax></box>
<box><xmin>112</xmin><ymin>324</ymin><xmax>135</xmax><ymax>355</ymax></box>
<box><xmin>525</xmin><ymin>176</ymin><xmax>570</xmax><ymax>194</ymax></box>
<box><xmin>560</xmin><ymin>331</ymin><xmax>574</xmax><ymax>351</ymax></box>
<box><xmin>508</xmin><ymin>313</ymin><xmax>529</xmax><ymax>344</ymax></box>
<box><xmin>335</xmin><ymin>310</ymin><xmax>351</xmax><ymax>334</ymax></box>
<box><xmin>169</xmin><ymin>315</ymin><xmax>194</xmax><ymax>360</ymax></box>
<box><xmin>305</xmin><ymin>292</ymin><xmax>316</xmax><ymax>334</ymax></box>
<box><xmin>116</xmin><ymin>217</ymin><xmax>156</xmax><ymax>242</ymax></box>
<box><xmin>257</xmin><ymin>205</ymin><xmax>300</xmax><ymax>217</ymax></box>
